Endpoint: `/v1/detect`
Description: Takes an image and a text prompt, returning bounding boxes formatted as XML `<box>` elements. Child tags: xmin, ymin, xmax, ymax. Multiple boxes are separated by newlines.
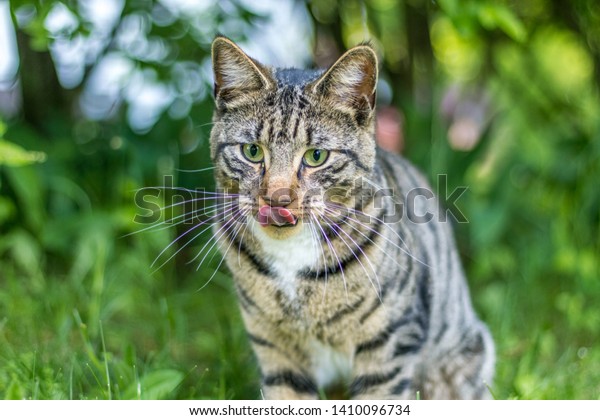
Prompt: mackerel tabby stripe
<box><xmin>349</xmin><ymin>366</ymin><xmax>402</xmax><ymax>397</ymax></box>
<box><xmin>263</xmin><ymin>371</ymin><xmax>318</xmax><ymax>395</ymax></box>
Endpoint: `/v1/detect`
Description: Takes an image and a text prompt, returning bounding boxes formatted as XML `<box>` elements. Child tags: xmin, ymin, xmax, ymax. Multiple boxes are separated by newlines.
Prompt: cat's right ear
<box><xmin>211</xmin><ymin>36</ymin><xmax>274</xmax><ymax>106</ymax></box>
<box><xmin>308</xmin><ymin>45</ymin><xmax>378</xmax><ymax>123</ymax></box>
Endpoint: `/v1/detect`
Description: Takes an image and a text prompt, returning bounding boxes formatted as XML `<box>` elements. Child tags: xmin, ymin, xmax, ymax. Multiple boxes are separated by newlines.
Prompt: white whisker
<box><xmin>190</xmin><ymin>205</ymin><xmax>250</xmax><ymax>269</ymax></box>
<box><xmin>319</xmin><ymin>211</ymin><xmax>382</xmax><ymax>299</ymax></box>
<box><xmin>326</xmin><ymin>202</ymin><xmax>430</xmax><ymax>269</ymax></box>
<box><xmin>305</xmin><ymin>215</ymin><xmax>329</xmax><ymax>303</ymax></box>
<box><xmin>310</xmin><ymin>212</ymin><xmax>348</xmax><ymax>302</ymax></box>
<box><xmin>175</xmin><ymin>166</ymin><xmax>216</xmax><ymax>173</ymax></box>
<box><xmin>321</xmin><ymin>206</ymin><xmax>413</xmax><ymax>276</ymax></box>
<box><xmin>196</xmin><ymin>206</ymin><xmax>251</xmax><ymax>291</ymax></box>
<box><xmin>150</xmin><ymin>202</ymin><xmax>239</xmax><ymax>272</ymax></box>
<box><xmin>127</xmin><ymin>200</ymin><xmax>237</xmax><ymax>237</ymax></box>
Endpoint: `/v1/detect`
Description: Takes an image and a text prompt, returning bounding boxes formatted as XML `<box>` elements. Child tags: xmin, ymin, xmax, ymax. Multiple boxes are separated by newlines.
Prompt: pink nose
<box><xmin>257</xmin><ymin>205</ymin><xmax>297</xmax><ymax>227</ymax></box>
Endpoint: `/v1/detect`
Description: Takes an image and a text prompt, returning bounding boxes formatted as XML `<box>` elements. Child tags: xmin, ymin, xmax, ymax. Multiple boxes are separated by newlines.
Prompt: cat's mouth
<box><xmin>257</xmin><ymin>205</ymin><xmax>298</xmax><ymax>227</ymax></box>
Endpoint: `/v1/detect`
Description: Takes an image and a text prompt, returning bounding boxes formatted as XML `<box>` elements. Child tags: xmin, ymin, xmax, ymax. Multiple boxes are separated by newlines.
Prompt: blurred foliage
<box><xmin>0</xmin><ymin>0</ymin><xmax>599</xmax><ymax>400</ymax></box>
<box><xmin>0</xmin><ymin>122</ymin><xmax>46</xmax><ymax>166</ymax></box>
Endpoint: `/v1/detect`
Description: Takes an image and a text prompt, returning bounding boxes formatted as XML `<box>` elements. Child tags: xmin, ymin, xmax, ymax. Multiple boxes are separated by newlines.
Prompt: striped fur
<box><xmin>209</xmin><ymin>36</ymin><xmax>494</xmax><ymax>399</ymax></box>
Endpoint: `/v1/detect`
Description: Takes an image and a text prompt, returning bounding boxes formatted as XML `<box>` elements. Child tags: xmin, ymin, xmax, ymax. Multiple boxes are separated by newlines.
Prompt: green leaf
<box><xmin>123</xmin><ymin>369</ymin><xmax>184</xmax><ymax>400</ymax></box>
<box><xmin>0</xmin><ymin>196</ymin><xmax>16</xmax><ymax>225</ymax></box>
<box><xmin>436</xmin><ymin>0</ymin><xmax>460</xmax><ymax>18</ymax></box>
<box><xmin>3</xmin><ymin>165</ymin><xmax>45</xmax><ymax>231</ymax></box>
<box><xmin>0</xmin><ymin>140</ymin><xmax>46</xmax><ymax>167</ymax></box>
<box><xmin>477</xmin><ymin>3</ymin><xmax>527</xmax><ymax>42</ymax></box>
<box><xmin>5</xmin><ymin>377</ymin><xmax>25</xmax><ymax>400</ymax></box>
<box><xmin>6</xmin><ymin>229</ymin><xmax>42</xmax><ymax>277</ymax></box>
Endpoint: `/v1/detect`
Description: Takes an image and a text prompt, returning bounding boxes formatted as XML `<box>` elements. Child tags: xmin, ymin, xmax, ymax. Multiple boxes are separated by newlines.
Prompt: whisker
<box><xmin>237</xmin><ymin>216</ymin><xmax>250</xmax><ymax>268</ymax></box>
<box><xmin>150</xmin><ymin>203</ymin><xmax>239</xmax><ymax>272</ymax></box>
<box><xmin>132</xmin><ymin>186</ymin><xmax>242</xmax><ymax>196</ymax></box>
<box><xmin>325</xmin><ymin>202</ymin><xmax>430</xmax><ymax>269</ymax></box>
<box><xmin>155</xmin><ymin>195</ymin><xmax>238</xmax><ymax>214</ymax></box>
<box><xmin>191</xmin><ymin>206</ymin><xmax>249</xmax><ymax>269</ymax></box>
<box><xmin>175</xmin><ymin>166</ymin><xmax>216</xmax><ymax>173</ymax></box>
<box><xmin>319</xmin><ymin>211</ymin><xmax>382</xmax><ymax>299</ymax></box>
<box><xmin>124</xmin><ymin>200</ymin><xmax>237</xmax><ymax>238</ymax></box>
<box><xmin>305</xmin><ymin>217</ymin><xmax>323</xmax><ymax>281</ymax></box>
<box><xmin>310</xmin><ymin>212</ymin><xmax>348</xmax><ymax>302</ymax></box>
<box><xmin>306</xmin><ymin>213</ymin><xmax>329</xmax><ymax>302</ymax></box>
<box><xmin>194</xmin><ymin>120</ymin><xmax>223</xmax><ymax>130</ymax></box>
<box><xmin>196</xmin><ymin>207</ymin><xmax>251</xmax><ymax>292</ymax></box>
<box><xmin>321</xmin><ymin>207</ymin><xmax>413</xmax><ymax>276</ymax></box>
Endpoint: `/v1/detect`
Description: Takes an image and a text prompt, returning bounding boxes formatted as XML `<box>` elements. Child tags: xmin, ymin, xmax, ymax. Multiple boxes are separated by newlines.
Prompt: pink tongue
<box><xmin>258</xmin><ymin>205</ymin><xmax>297</xmax><ymax>227</ymax></box>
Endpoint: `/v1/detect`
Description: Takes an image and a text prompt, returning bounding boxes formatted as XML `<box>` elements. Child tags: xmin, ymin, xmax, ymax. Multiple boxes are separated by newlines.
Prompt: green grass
<box><xmin>0</xmin><ymin>217</ymin><xmax>259</xmax><ymax>400</ymax></box>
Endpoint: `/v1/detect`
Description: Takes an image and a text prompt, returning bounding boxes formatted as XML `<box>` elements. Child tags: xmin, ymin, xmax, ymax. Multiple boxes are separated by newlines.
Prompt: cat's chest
<box><xmin>251</xmin><ymin>222</ymin><xmax>320</xmax><ymax>300</ymax></box>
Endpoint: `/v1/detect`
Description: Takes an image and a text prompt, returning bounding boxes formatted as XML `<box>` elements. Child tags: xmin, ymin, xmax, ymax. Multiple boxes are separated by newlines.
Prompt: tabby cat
<box><xmin>208</xmin><ymin>36</ymin><xmax>494</xmax><ymax>399</ymax></box>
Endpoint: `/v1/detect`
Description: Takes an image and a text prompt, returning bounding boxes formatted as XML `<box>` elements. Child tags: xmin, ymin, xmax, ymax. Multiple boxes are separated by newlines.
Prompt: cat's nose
<box><xmin>261</xmin><ymin>176</ymin><xmax>297</xmax><ymax>208</ymax></box>
<box><xmin>263</xmin><ymin>192</ymin><xmax>292</xmax><ymax>207</ymax></box>
<box><xmin>262</xmin><ymin>184</ymin><xmax>296</xmax><ymax>207</ymax></box>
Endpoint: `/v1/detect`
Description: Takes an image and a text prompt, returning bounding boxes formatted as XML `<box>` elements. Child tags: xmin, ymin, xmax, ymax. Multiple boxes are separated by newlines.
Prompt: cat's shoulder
<box><xmin>375</xmin><ymin>147</ymin><xmax>432</xmax><ymax>190</ymax></box>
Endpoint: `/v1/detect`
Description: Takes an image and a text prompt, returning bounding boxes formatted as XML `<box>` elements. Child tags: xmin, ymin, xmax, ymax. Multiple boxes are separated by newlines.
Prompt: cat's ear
<box><xmin>211</xmin><ymin>36</ymin><xmax>274</xmax><ymax>105</ymax></box>
<box><xmin>308</xmin><ymin>45</ymin><xmax>378</xmax><ymax>117</ymax></box>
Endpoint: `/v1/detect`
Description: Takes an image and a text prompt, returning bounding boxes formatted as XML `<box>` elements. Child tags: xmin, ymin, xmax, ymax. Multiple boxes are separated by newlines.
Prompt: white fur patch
<box><xmin>309</xmin><ymin>340</ymin><xmax>353</xmax><ymax>389</ymax></box>
<box><xmin>250</xmin><ymin>220</ymin><xmax>320</xmax><ymax>300</ymax></box>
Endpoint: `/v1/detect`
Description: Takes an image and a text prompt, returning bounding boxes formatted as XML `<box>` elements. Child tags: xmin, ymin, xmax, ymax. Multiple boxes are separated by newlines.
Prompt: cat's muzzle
<box><xmin>257</xmin><ymin>205</ymin><xmax>298</xmax><ymax>227</ymax></box>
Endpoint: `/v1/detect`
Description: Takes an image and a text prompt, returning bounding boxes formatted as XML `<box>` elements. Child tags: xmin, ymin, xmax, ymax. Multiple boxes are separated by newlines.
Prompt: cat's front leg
<box><xmin>349</xmin><ymin>355</ymin><xmax>420</xmax><ymax>400</ymax></box>
<box><xmin>242</xmin><ymin>311</ymin><xmax>319</xmax><ymax>400</ymax></box>
<box><xmin>249</xmin><ymin>337</ymin><xmax>319</xmax><ymax>400</ymax></box>
<box><xmin>348</xmin><ymin>308</ymin><xmax>424</xmax><ymax>399</ymax></box>
<box><xmin>260</xmin><ymin>369</ymin><xmax>319</xmax><ymax>400</ymax></box>
<box><xmin>236</xmin><ymin>287</ymin><xmax>319</xmax><ymax>399</ymax></box>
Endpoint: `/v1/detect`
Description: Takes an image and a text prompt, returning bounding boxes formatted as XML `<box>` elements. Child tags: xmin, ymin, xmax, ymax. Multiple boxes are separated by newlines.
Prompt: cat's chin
<box><xmin>258</xmin><ymin>220</ymin><xmax>303</xmax><ymax>240</ymax></box>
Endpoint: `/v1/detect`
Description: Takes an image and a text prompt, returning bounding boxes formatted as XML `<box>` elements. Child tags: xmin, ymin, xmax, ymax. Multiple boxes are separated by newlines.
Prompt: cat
<box><xmin>208</xmin><ymin>36</ymin><xmax>495</xmax><ymax>399</ymax></box>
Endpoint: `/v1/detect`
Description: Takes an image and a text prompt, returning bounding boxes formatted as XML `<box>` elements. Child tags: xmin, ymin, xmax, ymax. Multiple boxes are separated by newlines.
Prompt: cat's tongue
<box><xmin>258</xmin><ymin>205</ymin><xmax>297</xmax><ymax>227</ymax></box>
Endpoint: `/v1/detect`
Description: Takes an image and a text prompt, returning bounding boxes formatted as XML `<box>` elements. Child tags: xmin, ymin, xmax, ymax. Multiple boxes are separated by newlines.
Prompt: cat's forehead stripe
<box><xmin>259</xmin><ymin>85</ymin><xmax>310</xmax><ymax>146</ymax></box>
<box><xmin>274</xmin><ymin>68</ymin><xmax>324</xmax><ymax>87</ymax></box>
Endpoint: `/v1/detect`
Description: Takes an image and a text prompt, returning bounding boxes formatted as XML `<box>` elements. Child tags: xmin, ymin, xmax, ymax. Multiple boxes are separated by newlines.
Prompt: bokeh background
<box><xmin>0</xmin><ymin>0</ymin><xmax>599</xmax><ymax>399</ymax></box>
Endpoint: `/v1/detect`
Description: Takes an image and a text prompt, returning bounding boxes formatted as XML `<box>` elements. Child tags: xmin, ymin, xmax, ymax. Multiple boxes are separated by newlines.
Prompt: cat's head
<box><xmin>209</xmin><ymin>36</ymin><xmax>378</xmax><ymax>240</ymax></box>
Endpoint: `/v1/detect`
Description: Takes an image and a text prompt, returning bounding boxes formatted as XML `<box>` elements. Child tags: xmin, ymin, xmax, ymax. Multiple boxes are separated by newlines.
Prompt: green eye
<box><xmin>242</xmin><ymin>143</ymin><xmax>264</xmax><ymax>163</ymax></box>
<box><xmin>303</xmin><ymin>149</ymin><xmax>329</xmax><ymax>167</ymax></box>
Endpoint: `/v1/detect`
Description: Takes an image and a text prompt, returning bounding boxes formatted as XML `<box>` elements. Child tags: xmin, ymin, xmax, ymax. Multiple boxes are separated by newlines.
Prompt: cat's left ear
<box><xmin>308</xmin><ymin>45</ymin><xmax>378</xmax><ymax>118</ymax></box>
<box><xmin>211</xmin><ymin>36</ymin><xmax>274</xmax><ymax>107</ymax></box>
